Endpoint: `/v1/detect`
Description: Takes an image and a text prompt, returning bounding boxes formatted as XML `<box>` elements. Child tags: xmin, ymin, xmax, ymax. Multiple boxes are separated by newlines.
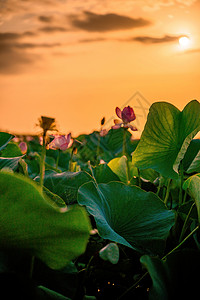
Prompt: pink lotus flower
<box><xmin>49</xmin><ymin>133</ymin><xmax>73</xmax><ymax>151</ymax></box>
<box><xmin>19</xmin><ymin>142</ymin><xmax>27</xmax><ymax>154</ymax></box>
<box><xmin>112</xmin><ymin>106</ymin><xmax>137</xmax><ymax>131</ymax></box>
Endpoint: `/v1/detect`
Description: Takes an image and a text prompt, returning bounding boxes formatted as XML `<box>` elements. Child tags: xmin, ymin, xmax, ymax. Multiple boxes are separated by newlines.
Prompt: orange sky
<box><xmin>0</xmin><ymin>0</ymin><xmax>200</xmax><ymax>138</ymax></box>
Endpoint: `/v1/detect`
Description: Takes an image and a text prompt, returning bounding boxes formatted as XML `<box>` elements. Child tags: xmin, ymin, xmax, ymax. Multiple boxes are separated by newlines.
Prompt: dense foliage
<box><xmin>1</xmin><ymin>100</ymin><xmax>200</xmax><ymax>299</ymax></box>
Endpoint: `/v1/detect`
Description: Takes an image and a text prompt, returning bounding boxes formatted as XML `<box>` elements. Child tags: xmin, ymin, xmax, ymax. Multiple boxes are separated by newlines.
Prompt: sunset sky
<box><xmin>0</xmin><ymin>0</ymin><xmax>200</xmax><ymax>137</ymax></box>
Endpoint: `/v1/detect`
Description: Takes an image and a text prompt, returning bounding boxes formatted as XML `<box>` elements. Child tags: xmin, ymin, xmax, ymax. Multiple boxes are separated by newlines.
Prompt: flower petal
<box><xmin>115</xmin><ymin>107</ymin><xmax>122</xmax><ymax>119</ymax></box>
<box><xmin>122</xmin><ymin>106</ymin><xmax>136</xmax><ymax>123</ymax></box>
<box><xmin>19</xmin><ymin>142</ymin><xmax>27</xmax><ymax>154</ymax></box>
<box><xmin>128</xmin><ymin>124</ymin><xmax>138</xmax><ymax>131</ymax></box>
<box><xmin>60</xmin><ymin>143</ymin><xmax>69</xmax><ymax>151</ymax></box>
<box><xmin>65</xmin><ymin>133</ymin><xmax>71</xmax><ymax>144</ymax></box>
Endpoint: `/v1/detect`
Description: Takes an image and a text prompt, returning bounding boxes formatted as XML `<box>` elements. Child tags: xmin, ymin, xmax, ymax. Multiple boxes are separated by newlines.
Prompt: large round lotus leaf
<box><xmin>78</xmin><ymin>181</ymin><xmax>175</xmax><ymax>255</ymax></box>
<box><xmin>0</xmin><ymin>172</ymin><xmax>91</xmax><ymax>269</ymax></box>
<box><xmin>132</xmin><ymin>100</ymin><xmax>200</xmax><ymax>179</ymax></box>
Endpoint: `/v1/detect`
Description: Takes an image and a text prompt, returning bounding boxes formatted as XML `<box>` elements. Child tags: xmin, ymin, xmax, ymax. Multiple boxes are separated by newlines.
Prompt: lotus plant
<box><xmin>96</xmin><ymin>117</ymin><xmax>108</xmax><ymax>163</ymax></box>
<box><xmin>38</xmin><ymin>116</ymin><xmax>57</xmax><ymax>189</ymax></box>
<box><xmin>49</xmin><ymin>133</ymin><xmax>73</xmax><ymax>170</ymax></box>
<box><xmin>112</xmin><ymin>106</ymin><xmax>137</xmax><ymax>131</ymax></box>
<box><xmin>49</xmin><ymin>133</ymin><xmax>73</xmax><ymax>151</ymax></box>
<box><xmin>112</xmin><ymin>106</ymin><xmax>137</xmax><ymax>155</ymax></box>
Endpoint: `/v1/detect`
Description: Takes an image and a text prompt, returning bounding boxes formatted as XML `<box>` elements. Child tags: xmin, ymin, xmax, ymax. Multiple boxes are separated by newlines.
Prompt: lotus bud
<box><xmin>19</xmin><ymin>142</ymin><xmax>27</xmax><ymax>154</ymax></box>
<box><xmin>101</xmin><ymin>117</ymin><xmax>105</xmax><ymax>126</ymax></box>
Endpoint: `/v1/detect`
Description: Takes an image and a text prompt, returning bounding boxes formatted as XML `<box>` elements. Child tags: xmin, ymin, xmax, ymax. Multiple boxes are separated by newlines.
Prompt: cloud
<box><xmin>70</xmin><ymin>11</ymin><xmax>151</xmax><ymax>32</ymax></box>
<box><xmin>13</xmin><ymin>42</ymin><xmax>61</xmax><ymax>49</ymax></box>
<box><xmin>78</xmin><ymin>34</ymin><xmax>183</xmax><ymax>45</ymax></box>
<box><xmin>140</xmin><ymin>0</ymin><xmax>197</xmax><ymax>11</ymax></box>
<box><xmin>0</xmin><ymin>49</ymin><xmax>36</xmax><ymax>74</ymax></box>
<box><xmin>0</xmin><ymin>0</ymin><xmax>63</xmax><ymax>14</ymax></box>
<box><xmin>129</xmin><ymin>34</ymin><xmax>182</xmax><ymax>44</ymax></box>
<box><xmin>0</xmin><ymin>31</ymin><xmax>60</xmax><ymax>74</ymax></box>
<box><xmin>79</xmin><ymin>37</ymin><xmax>107</xmax><ymax>43</ymax></box>
<box><xmin>0</xmin><ymin>31</ymin><xmax>35</xmax><ymax>42</ymax></box>
<box><xmin>38</xmin><ymin>15</ymin><xmax>54</xmax><ymax>23</ymax></box>
<box><xmin>0</xmin><ymin>40</ymin><xmax>36</xmax><ymax>74</ymax></box>
<box><xmin>0</xmin><ymin>0</ymin><xmax>197</xmax><ymax>19</ymax></box>
<box><xmin>39</xmin><ymin>26</ymin><xmax>68</xmax><ymax>33</ymax></box>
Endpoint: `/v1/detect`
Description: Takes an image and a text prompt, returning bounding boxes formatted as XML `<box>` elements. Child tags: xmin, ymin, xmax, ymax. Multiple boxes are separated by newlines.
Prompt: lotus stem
<box><xmin>179</xmin><ymin>202</ymin><xmax>196</xmax><ymax>243</ymax></box>
<box><xmin>117</xmin><ymin>271</ymin><xmax>148</xmax><ymax>299</ymax></box>
<box><xmin>122</xmin><ymin>128</ymin><xmax>127</xmax><ymax>156</ymax></box>
<box><xmin>156</xmin><ymin>176</ymin><xmax>162</xmax><ymax>196</ymax></box>
<box><xmin>39</xmin><ymin>132</ymin><xmax>46</xmax><ymax>190</ymax></box>
<box><xmin>162</xmin><ymin>225</ymin><xmax>199</xmax><ymax>261</ymax></box>
<box><xmin>179</xmin><ymin>160</ymin><xmax>184</xmax><ymax>206</ymax></box>
<box><xmin>96</xmin><ymin>134</ymin><xmax>101</xmax><ymax>164</ymax></box>
<box><xmin>56</xmin><ymin>149</ymin><xmax>60</xmax><ymax>170</ymax></box>
<box><xmin>137</xmin><ymin>168</ymin><xmax>142</xmax><ymax>188</ymax></box>
<box><xmin>69</xmin><ymin>147</ymin><xmax>74</xmax><ymax>171</ymax></box>
<box><xmin>29</xmin><ymin>256</ymin><xmax>35</xmax><ymax>279</ymax></box>
<box><xmin>164</xmin><ymin>178</ymin><xmax>171</xmax><ymax>205</ymax></box>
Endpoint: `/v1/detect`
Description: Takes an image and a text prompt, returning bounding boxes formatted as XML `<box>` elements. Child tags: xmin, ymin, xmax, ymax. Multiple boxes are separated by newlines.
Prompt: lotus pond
<box><xmin>1</xmin><ymin>100</ymin><xmax>200</xmax><ymax>299</ymax></box>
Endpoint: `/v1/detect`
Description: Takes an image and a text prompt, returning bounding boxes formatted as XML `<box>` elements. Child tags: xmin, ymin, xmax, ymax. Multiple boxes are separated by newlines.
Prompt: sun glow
<box><xmin>179</xmin><ymin>36</ymin><xmax>191</xmax><ymax>49</ymax></box>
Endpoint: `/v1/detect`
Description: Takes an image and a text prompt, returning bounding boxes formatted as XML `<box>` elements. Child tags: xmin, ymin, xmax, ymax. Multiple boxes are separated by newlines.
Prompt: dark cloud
<box><xmin>78</xmin><ymin>34</ymin><xmax>183</xmax><ymax>45</ymax></box>
<box><xmin>39</xmin><ymin>26</ymin><xmax>67</xmax><ymax>33</ymax></box>
<box><xmin>38</xmin><ymin>15</ymin><xmax>54</xmax><ymax>23</ymax></box>
<box><xmin>13</xmin><ymin>42</ymin><xmax>61</xmax><ymax>49</ymax></box>
<box><xmin>0</xmin><ymin>32</ymin><xmax>21</xmax><ymax>41</ymax></box>
<box><xmin>70</xmin><ymin>11</ymin><xmax>151</xmax><ymax>32</ymax></box>
<box><xmin>0</xmin><ymin>31</ymin><xmax>60</xmax><ymax>74</ymax></box>
<box><xmin>79</xmin><ymin>37</ymin><xmax>107</xmax><ymax>43</ymax></box>
<box><xmin>0</xmin><ymin>31</ymin><xmax>35</xmax><ymax>42</ymax></box>
<box><xmin>0</xmin><ymin>44</ymin><xmax>36</xmax><ymax>74</ymax></box>
<box><xmin>0</xmin><ymin>52</ymin><xmax>35</xmax><ymax>74</ymax></box>
<box><xmin>131</xmin><ymin>34</ymin><xmax>182</xmax><ymax>44</ymax></box>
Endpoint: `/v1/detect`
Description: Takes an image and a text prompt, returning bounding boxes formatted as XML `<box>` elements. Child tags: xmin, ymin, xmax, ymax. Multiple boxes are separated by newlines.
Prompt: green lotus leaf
<box><xmin>183</xmin><ymin>139</ymin><xmax>200</xmax><ymax>173</ymax></box>
<box><xmin>35</xmin><ymin>171</ymin><xmax>92</xmax><ymax>204</ymax></box>
<box><xmin>108</xmin><ymin>156</ymin><xmax>138</xmax><ymax>184</ymax></box>
<box><xmin>108</xmin><ymin>156</ymin><xmax>129</xmax><ymax>183</ymax></box>
<box><xmin>0</xmin><ymin>172</ymin><xmax>91</xmax><ymax>269</ymax></box>
<box><xmin>78</xmin><ymin>181</ymin><xmax>175</xmax><ymax>255</ymax></box>
<box><xmin>132</xmin><ymin>100</ymin><xmax>200</xmax><ymax>179</ymax></box>
<box><xmin>0</xmin><ymin>132</ymin><xmax>14</xmax><ymax>152</ymax></box>
<box><xmin>92</xmin><ymin>163</ymin><xmax>120</xmax><ymax>183</ymax></box>
<box><xmin>0</xmin><ymin>156</ymin><xmax>23</xmax><ymax>171</ymax></box>
<box><xmin>1</xmin><ymin>143</ymin><xmax>23</xmax><ymax>157</ymax></box>
<box><xmin>183</xmin><ymin>174</ymin><xmax>200</xmax><ymax>222</ymax></box>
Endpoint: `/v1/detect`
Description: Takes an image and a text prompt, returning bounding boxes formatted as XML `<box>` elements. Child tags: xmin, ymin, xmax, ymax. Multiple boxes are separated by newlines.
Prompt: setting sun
<box><xmin>179</xmin><ymin>36</ymin><xmax>191</xmax><ymax>49</ymax></box>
